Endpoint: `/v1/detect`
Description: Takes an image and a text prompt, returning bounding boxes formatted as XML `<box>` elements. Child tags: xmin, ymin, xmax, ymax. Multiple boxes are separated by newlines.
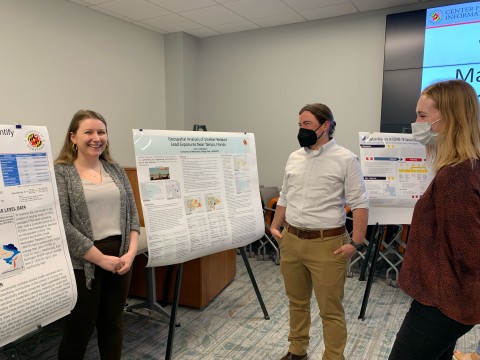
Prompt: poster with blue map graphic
<box><xmin>0</xmin><ymin>231</ymin><xmax>24</xmax><ymax>278</ymax></box>
<box><xmin>359</xmin><ymin>132</ymin><xmax>434</xmax><ymax>225</ymax></box>
<box><xmin>0</xmin><ymin>125</ymin><xmax>77</xmax><ymax>347</ymax></box>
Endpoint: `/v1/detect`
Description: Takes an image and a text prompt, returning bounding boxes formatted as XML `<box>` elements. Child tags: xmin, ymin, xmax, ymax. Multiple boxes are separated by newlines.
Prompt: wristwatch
<box><xmin>350</xmin><ymin>241</ymin><xmax>365</xmax><ymax>252</ymax></box>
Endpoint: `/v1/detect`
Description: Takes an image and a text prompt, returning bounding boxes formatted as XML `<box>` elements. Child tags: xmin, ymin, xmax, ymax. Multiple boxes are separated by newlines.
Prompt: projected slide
<box><xmin>421</xmin><ymin>1</ymin><xmax>480</xmax><ymax>95</ymax></box>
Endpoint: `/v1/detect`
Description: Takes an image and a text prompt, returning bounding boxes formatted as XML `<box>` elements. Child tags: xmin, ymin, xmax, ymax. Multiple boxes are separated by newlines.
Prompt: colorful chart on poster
<box><xmin>0</xmin><ymin>125</ymin><xmax>76</xmax><ymax>347</ymax></box>
<box><xmin>359</xmin><ymin>132</ymin><xmax>434</xmax><ymax>224</ymax></box>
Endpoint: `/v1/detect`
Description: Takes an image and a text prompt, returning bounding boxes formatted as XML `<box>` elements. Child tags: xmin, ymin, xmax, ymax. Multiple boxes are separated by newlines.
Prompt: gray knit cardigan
<box><xmin>54</xmin><ymin>160</ymin><xmax>140</xmax><ymax>289</ymax></box>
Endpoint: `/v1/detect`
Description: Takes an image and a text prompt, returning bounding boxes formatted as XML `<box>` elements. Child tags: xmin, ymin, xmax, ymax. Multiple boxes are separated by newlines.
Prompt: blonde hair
<box><xmin>55</xmin><ymin>110</ymin><xmax>114</xmax><ymax>164</ymax></box>
<box><xmin>422</xmin><ymin>80</ymin><xmax>480</xmax><ymax>173</ymax></box>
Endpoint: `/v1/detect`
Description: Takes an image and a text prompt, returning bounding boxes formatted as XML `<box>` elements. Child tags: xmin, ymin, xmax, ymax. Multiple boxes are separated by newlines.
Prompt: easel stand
<box><xmin>133</xmin><ymin>126</ymin><xmax>269</xmax><ymax>359</ymax></box>
<box><xmin>126</xmin><ymin>263</ymin><xmax>183</xmax><ymax>360</ymax></box>
<box><xmin>165</xmin><ymin>263</ymin><xmax>183</xmax><ymax>360</ymax></box>
<box><xmin>132</xmin><ymin>250</ymin><xmax>269</xmax><ymax>360</ymax></box>
<box><xmin>358</xmin><ymin>223</ymin><xmax>384</xmax><ymax>320</ymax></box>
<box><xmin>163</xmin><ymin>250</ymin><xmax>269</xmax><ymax>360</ymax></box>
<box><xmin>126</xmin><ymin>266</ymin><xmax>173</xmax><ymax>324</ymax></box>
<box><xmin>239</xmin><ymin>247</ymin><xmax>270</xmax><ymax>320</ymax></box>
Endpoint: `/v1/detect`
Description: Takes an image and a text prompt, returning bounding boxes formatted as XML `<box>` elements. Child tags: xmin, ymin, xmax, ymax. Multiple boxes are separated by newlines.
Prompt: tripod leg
<box><xmin>165</xmin><ymin>264</ymin><xmax>183</xmax><ymax>360</ymax></box>
<box><xmin>161</xmin><ymin>265</ymin><xmax>174</xmax><ymax>307</ymax></box>
<box><xmin>239</xmin><ymin>247</ymin><xmax>270</xmax><ymax>320</ymax></box>
<box><xmin>358</xmin><ymin>225</ymin><xmax>383</xmax><ymax>320</ymax></box>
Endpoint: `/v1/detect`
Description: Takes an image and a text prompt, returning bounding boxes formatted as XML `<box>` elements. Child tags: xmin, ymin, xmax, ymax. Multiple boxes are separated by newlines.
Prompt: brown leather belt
<box><xmin>287</xmin><ymin>223</ymin><xmax>345</xmax><ymax>239</ymax></box>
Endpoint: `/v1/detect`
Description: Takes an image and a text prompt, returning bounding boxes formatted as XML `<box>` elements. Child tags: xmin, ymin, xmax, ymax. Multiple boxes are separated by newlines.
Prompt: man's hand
<box><xmin>270</xmin><ymin>228</ymin><xmax>283</xmax><ymax>241</ymax></box>
<box><xmin>333</xmin><ymin>243</ymin><xmax>357</xmax><ymax>260</ymax></box>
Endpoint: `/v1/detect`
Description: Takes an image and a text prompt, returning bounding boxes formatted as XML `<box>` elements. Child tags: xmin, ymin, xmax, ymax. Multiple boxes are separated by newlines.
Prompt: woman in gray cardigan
<box><xmin>55</xmin><ymin>110</ymin><xmax>140</xmax><ymax>360</ymax></box>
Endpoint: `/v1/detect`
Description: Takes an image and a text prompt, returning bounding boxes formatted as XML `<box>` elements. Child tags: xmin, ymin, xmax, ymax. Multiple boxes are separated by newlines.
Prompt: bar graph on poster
<box><xmin>359</xmin><ymin>132</ymin><xmax>434</xmax><ymax>225</ymax></box>
<box><xmin>132</xmin><ymin>129</ymin><xmax>264</xmax><ymax>267</ymax></box>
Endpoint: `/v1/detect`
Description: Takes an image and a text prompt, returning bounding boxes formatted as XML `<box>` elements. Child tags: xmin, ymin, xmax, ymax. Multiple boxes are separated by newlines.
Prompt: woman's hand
<box><xmin>116</xmin><ymin>252</ymin><xmax>135</xmax><ymax>275</ymax></box>
<box><xmin>115</xmin><ymin>230</ymin><xmax>139</xmax><ymax>275</ymax></box>
<box><xmin>83</xmin><ymin>246</ymin><xmax>123</xmax><ymax>273</ymax></box>
<box><xmin>98</xmin><ymin>255</ymin><xmax>124</xmax><ymax>273</ymax></box>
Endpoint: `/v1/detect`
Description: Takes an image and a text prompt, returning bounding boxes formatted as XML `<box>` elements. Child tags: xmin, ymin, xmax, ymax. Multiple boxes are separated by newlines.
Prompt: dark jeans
<box><xmin>58</xmin><ymin>236</ymin><xmax>132</xmax><ymax>360</ymax></box>
<box><xmin>388</xmin><ymin>300</ymin><xmax>473</xmax><ymax>360</ymax></box>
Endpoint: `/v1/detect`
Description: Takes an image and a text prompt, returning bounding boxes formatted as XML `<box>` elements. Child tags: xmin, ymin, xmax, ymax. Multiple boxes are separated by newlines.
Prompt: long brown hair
<box><xmin>55</xmin><ymin>110</ymin><xmax>114</xmax><ymax>164</ymax></box>
<box><xmin>422</xmin><ymin>80</ymin><xmax>480</xmax><ymax>173</ymax></box>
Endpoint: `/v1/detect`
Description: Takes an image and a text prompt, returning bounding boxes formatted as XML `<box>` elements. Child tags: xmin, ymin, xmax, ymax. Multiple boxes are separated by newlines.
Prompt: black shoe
<box><xmin>279</xmin><ymin>352</ymin><xmax>308</xmax><ymax>360</ymax></box>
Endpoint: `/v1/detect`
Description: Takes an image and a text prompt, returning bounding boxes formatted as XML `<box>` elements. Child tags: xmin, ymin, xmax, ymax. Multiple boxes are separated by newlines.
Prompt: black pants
<box><xmin>58</xmin><ymin>236</ymin><xmax>132</xmax><ymax>360</ymax></box>
<box><xmin>388</xmin><ymin>300</ymin><xmax>473</xmax><ymax>360</ymax></box>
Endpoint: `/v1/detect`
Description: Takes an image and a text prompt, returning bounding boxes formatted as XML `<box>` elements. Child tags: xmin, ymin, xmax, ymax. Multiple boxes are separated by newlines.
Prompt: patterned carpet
<box><xmin>1</xmin><ymin>253</ymin><xmax>479</xmax><ymax>359</ymax></box>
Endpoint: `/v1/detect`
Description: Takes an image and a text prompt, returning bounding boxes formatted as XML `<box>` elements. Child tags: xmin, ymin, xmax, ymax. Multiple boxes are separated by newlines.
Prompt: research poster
<box><xmin>0</xmin><ymin>125</ymin><xmax>77</xmax><ymax>347</ymax></box>
<box><xmin>132</xmin><ymin>129</ymin><xmax>264</xmax><ymax>267</ymax></box>
<box><xmin>359</xmin><ymin>132</ymin><xmax>434</xmax><ymax>224</ymax></box>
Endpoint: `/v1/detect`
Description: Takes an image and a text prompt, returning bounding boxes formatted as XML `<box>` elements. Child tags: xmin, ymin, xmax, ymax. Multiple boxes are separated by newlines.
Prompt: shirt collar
<box><xmin>304</xmin><ymin>138</ymin><xmax>336</xmax><ymax>156</ymax></box>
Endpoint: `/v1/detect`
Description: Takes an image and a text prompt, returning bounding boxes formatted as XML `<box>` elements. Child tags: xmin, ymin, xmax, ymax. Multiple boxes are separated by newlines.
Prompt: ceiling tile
<box><xmin>63</xmin><ymin>0</ymin><xmax>440</xmax><ymax>37</ymax></box>
<box><xmin>96</xmin><ymin>0</ymin><xmax>171</xmax><ymax>21</ymax></box>
<box><xmin>210</xmin><ymin>20</ymin><xmax>260</xmax><ymax>33</ymax></box>
<box><xmin>181</xmin><ymin>5</ymin><xmax>245</xmax><ymax>26</ymax></box>
<box><xmin>223</xmin><ymin>0</ymin><xmax>292</xmax><ymax>19</ymax></box>
<box><xmin>66</xmin><ymin>0</ymin><xmax>92</xmax><ymax>5</ymax></box>
<box><xmin>185</xmin><ymin>27</ymin><xmax>221</xmax><ymax>37</ymax></box>
<box><xmin>90</xmin><ymin>5</ymin><xmax>137</xmax><ymax>21</ymax></box>
<box><xmin>81</xmin><ymin>0</ymin><xmax>114</xmax><ymax>4</ymax></box>
<box><xmin>146</xmin><ymin>0</ymin><xmax>217</xmax><ymax>13</ymax></box>
<box><xmin>141</xmin><ymin>13</ymin><xmax>201</xmax><ymax>32</ymax></box>
<box><xmin>134</xmin><ymin>21</ymin><xmax>168</xmax><ymax>33</ymax></box>
<box><xmin>282</xmin><ymin>0</ymin><xmax>351</xmax><ymax>12</ymax></box>
<box><xmin>298</xmin><ymin>2</ymin><xmax>358</xmax><ymax>21</ymax></box>
<box><xmin>253</xmin><ymin>12</ymin><xmax>306</xmax><ymax>28</ymax></box>
<box><xmin>351</xmin><ymin>0</ymin><xmax>418</xmax><ymax>12</ymax></box>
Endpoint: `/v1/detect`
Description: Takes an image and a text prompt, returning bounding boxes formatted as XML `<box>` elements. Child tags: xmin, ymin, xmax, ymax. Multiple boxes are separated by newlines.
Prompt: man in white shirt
<box><xmin>271</xmin><ymin>103</ymin><xmax>369</xmax><ymax>360</ymax></box>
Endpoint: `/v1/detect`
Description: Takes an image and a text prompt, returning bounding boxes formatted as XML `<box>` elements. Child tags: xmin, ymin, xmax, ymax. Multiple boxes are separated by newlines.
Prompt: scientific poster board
<box><xmin>359</xmin><ymin>132</ymin><xmax>434</xmax><ymax>225</ymax></box>
<box><xmin>0</xmin><ymin>125</ymin><xmax>77</xmax><ymax>347</ymax></box>
<box><xmin>132</xmin><ymin>129</ymin><xmax>264</xmax><ymax>267</ymax></box>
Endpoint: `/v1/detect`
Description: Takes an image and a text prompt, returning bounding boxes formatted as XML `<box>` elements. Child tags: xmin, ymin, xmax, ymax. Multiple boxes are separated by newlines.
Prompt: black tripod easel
<box><xmin>134</xmin><ymin>125</ymin><xmax>270</xmax><ymax>360</ymax></box>
<box><xmin>161</xmin><ymin>247</ymin><xmax>269</xmax><ymax>360</ymax></box>
<box><xmin>239</xmin><ymin>247</ymin><xmax>270</xmax><ymax>319</ymax></box>
<box><xmin>126</xmin><ymin>258</ymin><xmax>183</xmax><ymax>360</ymax></box>
<box><xmin>357</xmin><ymin>223</ymin><xmax>385</xmax><ymax>320</ymax></box>
<box><xmin>126</xmin><ymin>262</ymin><xmax>173</xmax><ymax>323</ymax></box>
<box><xmin>164</xmin><ymin>263</ymin><xmax>184</xmax><ymax>360</ymax></box>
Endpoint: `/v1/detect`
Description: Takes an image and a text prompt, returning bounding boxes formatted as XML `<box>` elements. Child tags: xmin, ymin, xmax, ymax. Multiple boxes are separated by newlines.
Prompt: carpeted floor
<box><xmin>1</xmin><ymin>253</ymin><xmax>478</xmax><ymax>359</ymax></box>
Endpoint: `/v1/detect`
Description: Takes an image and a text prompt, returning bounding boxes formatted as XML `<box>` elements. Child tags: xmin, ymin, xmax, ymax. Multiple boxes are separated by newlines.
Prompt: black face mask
<box><xmin>297</xmin><ymin>126</ymin><xmax>323</xmax><ymax>148</ymax></box>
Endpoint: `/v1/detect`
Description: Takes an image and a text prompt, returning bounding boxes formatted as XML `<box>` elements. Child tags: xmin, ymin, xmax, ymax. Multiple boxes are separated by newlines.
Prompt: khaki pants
<box><xmin>279</xmin><ymin>229</ymin><xmax>349</xmax><ymax>360</ymax></box>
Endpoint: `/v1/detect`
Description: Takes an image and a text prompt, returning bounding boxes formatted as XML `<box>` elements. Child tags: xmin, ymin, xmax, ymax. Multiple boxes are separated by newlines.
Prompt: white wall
<box><xmin>165</xmin><ymin>32</ymin><xmax>199</xmax><ymax>132</ymax></box>
<box><xmin>0</xmin><ymin>0</ymin><xmax>166</xmax><ymax>167</ymax></box>
<box><xmin>197</xmin><ymin>0</ymin><xmax>470</xmax><ymax>188</ymax></box>
<box><xmin>198</xmin><ymin>13</ymin><xmax>385</xmax><ymax>188</ymax></box>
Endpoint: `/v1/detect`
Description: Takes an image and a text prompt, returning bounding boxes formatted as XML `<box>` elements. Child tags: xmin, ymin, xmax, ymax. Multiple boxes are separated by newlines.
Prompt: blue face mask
<box><xmin>411</xmin><ymin>118</ymin><xmax>442</xmax><ymax>145</ymax></box>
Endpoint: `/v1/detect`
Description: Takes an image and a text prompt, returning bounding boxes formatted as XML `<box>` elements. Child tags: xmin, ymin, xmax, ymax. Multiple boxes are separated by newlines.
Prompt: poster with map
<box><xmin>359</xmin><ymin>132</ymin><xmax>434</xmax><ymax>224</ymax></box>
<box><xmin>132</xmin><ymin>129</ymin><xmax>264</xmax><ymax>266</ymax></box>
<box><xmin>0</xmin><ymin>125</ymin><xmax>77</xmax><ymax>347</ymax></box>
